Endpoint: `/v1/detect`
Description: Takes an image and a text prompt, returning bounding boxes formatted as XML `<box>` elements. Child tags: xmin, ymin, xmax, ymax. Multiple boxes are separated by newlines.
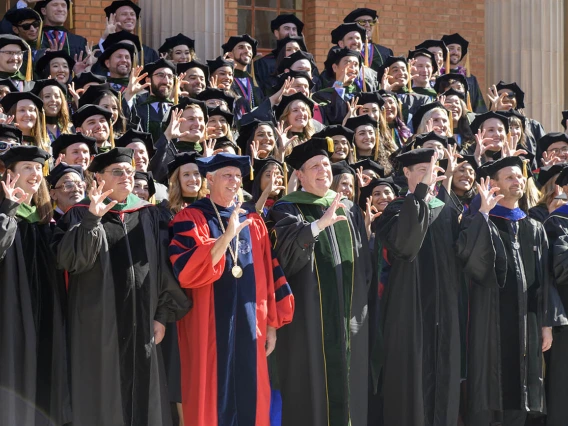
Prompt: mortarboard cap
<box><xmin>477</xmin><ymin>156</ymin><xmax>525</xmax><ymax>180</ymax></box>
<box><xmin>222</xmin><ymin>34</ymin><xmax>258</xmax><ymax>57</ymax></box>
<box><xmin>344</xmin><ymin>114</ymin><xmax>378</xmax><ymax>131</ymax></box>
<box><xmin>0</xmin><ymin>145</ymin><xmax>49</xmax><ymax>169</ymax></box>
<box><xmin>78</xmin><ymin>83</ymin><xmax>119</xmax><ymax>108</ymax></box>
<box><xmin>102</xmin><ymin>30</ymin><xmax>141</xmax><ymax>52</ymax></box>
<box><xmin>104</xmin><ymin>0</ymin><xmax>141</xmax><ymax>18</ymax></box>
<box><xmin>414</xmin><ymin>131</ymin><xmax>455</xmax><ymax>148</ymax></box>
<box><xmin>51</xmin><ymin>133</ymin><xmax>97</xmax><ymax>158</ymax></box>
<box><xmin>34</xmin><ymin>0</ymin><xmax>70</xmax><ymax>12</ymax></box>
<box><xmin>434</xmin><ymin>73</ymin><xmax>469</xmax><ymax>95</ymax></box>
<box><xmin>469</xmin><ymin>111</ymin><xmax>510</xmax><ymax>135</ymax></box>
<box><xmin>206</xmin><ymin>56</ymin><xmax>235</xmax><ymax>75</ymax></box>
<box><xmin>207</xmin><ymin>106</ymin><xmax>234</xmax><ymax>127</ymax></box>
<box><xmin>396</xmin><ymin>147</ymin><xmax>436</xmax><ymax>168</ymax></box>
<box><xmin>555</xmin><ymin>166</ymin><xmax>568</xmax><ymax>187</ymax></box>
<box><xmin>331</xmin><ymin>160</ymin><xmax>356</xmax><ymax>177</ymax></box>
<box><xmin>376</xmin><ymin>56</ymin><xmax>408</xmax><ymax>80</ymax></box>
<box><xmin>167</xmin><ymin>151</ymin><xmax>202</xmax><ymax>178</ymax></box>
<box><xmin>274</xmin><ymin>92</ymin><xmax>315</xmax><ymax>121</ymax></box>
<box><xmin>285</xmin><ymin>136</ymin><xmax>334</xmax><ymax>170</ymax></box>
<box><xmin>351</xmin><ymin>158</ymin><xmax>385</xmax><ymax>177</ymax></box>
<box><xmin>357</xmin><ymin>91</ymin><xmax>385</xmax><ymax>108</ymax></box>
<box><xmin>331</xmin><ymin>23</ymin><xmax>367</xmax><ymax>45</ymax></box>
<box><xmin>0</xmin><ymin>124</ymin><xmax>22</xmax><ymax>142</ymax></box>
<box><xmin>177</xmin><ymin>60</ymin><xmax>210</xmax><ymax>81</ymax></box>
<box><xmin>213</xmin><ymin>136</ymin><xmax>239</xmax><ymax>154</ymax></box>
<box><xmin>114</xmin><ymin>129</ymin><xmax>154</xmax><ymax>154</ymax></box>
<box><xmin>343</xmin><ymin>8</ymin><xmax>378</xmax><ymax>23</ymax></box>
<box><xmin>0</xmin><ymin>91</ymin><xmax>42</xmax><ymax>113</ymax></box>
<box><xmin>197</xmin><ymin>88</ymin><xmax>235</xmax><ymax>111</ymax></box>
<box><xmin>271</xmin><ymin>14</ymin><xmax>304</xmax><ymax>34</ymax></box>
<box><xmin>31</xmin><ymin>78</ymin><xmax>67</xmax><ymax>97</ymax></box>
<box><xmin>46</xmin><ymin>162</ymin><xmax>84</xmax><ymax>187</ymax></box>
<box><xmin>358</xmin><ymin>177</ymin><xmax>399</xmax><ymax>210</ymax></box>
<box><xmin>415</xmin><ymin>39</ymin><xmax>448</xmax><ymax>62</ymax></box>
<box><xmin>71</xmin><ymin>72</ymin><xmax>106</xmax><ymax>90</ymax></box>
<box><xmin>88</xmin><ymin>147</ymin><xmax>134</xmax><ymax>173</ymax></box>
<box><xmin>158</xmin><ymin>33</ymin><xmax>195</xmax><ymax>54</ymax></box>
<box><xmin>538</xmin><ymin>164</ymin><xmax>567</xmax><ymax>187</ymax></box>
<box><xmin>0</xmin><ymin>34</ymin><xmax>30</xmax><ymax>52</ymax></box>
<box><xmin>272</xmin><ymin>70</ymin><xmax>314</xmax><ymax>93</ymax></box>
<box><xmin>538</xmin><ymin>132</ymin><xmax>568</xmax><ymax>154</ymax></box>
<box><xmin>252</xmin><ymin>156</ymin><xmax>283</xmax><ymax>179</ymax></box>
<box><xmin>196</xmin><ymin>152</ymin><xmax>250</xmax><ymax>177</ymax></box>
<box><xmin>72</xmin><ymin>104</ymin><xmax>113</xmax><ymax>128</ymax></box>
<box><xmin>324</xmin><ymin>47</ymin><xmax>363</xmax><ymax>76</ymax></box>
<box><xmin>0</xmin><ymin>78</ymin><xmax>20</xmax><ymax>94</ymax></box>
<box><xmin>441</xmin><ymin>88</ymin><xmax>466</xmax><ymax>101</ymax></box>
<box><xmin>235</xmin><ymin>119</ymin><xmax>276</xmax><ymax>154</ymax></box>
<box><xmin>271</xmin><ymin>36</ymin><xmax>308</xmax><ymax>58</ymax></box>
<box><xmin>97</xmin><ymin>42</ymin><xmax>136</xmax><ymax>70</ymax></box>
<box><xmin>411</xmin><ymin>101</ymin><xmax>448</xmax><ymax>132</ymax></box>
<box><xmin>4</xmin><ymin>7</ymin><xmax>42</xmax><ymax>25</ymax></box>
<box><xmin>441</xmin><ymin>33</ymin><xmax>469</xmax><ymax>58</ymax></box>
<box><xmin>561</xmin><ymin>111</ymin><xmax>568</xmax><ymax>130</ymax></box>
<box><xmin>276</xmin><ymin>50</ymin><xmax>317</xmax><ymax>74</ymax></box>
<box><xmin>133</xmin><ymin>171</ymin><xmax>155</xmax><ymax>197</ymax></box>
<box><xmin>313</xmin><ymin>125</ymin><xmax>354</xmax><ymax>143</ymax></box>
<box><xmin>143</xmin><ymin>58</ymin><xmax>176</xmax><ymax>77</ymax></box>
<box><xmin>407</xmin><ymin>48</ymin><xmax>439</xmax><ymax>75</ymax></box>
<box><xmin>35</xmin><ymin>50</ymin><xmax>75</xmax><ymax>78</ymax></box>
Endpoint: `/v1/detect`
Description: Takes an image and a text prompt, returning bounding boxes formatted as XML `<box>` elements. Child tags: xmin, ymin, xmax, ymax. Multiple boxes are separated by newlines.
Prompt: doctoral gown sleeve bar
<box><xmin>169</xmin><ymin>207</ymin><xmax>226</xmax><ymax>287</ymax></box>
<box><xmin>52</xmin><ymin>208</ymin><xmax>105</xmax><ymax>274</ymax></box>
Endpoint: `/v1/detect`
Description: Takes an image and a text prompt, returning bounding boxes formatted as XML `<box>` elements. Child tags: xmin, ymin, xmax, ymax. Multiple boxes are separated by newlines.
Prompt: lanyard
<box><xmin>234</xmin><ymin>77</ymin><xmax>253</xmax><ymax>109</ymax></box>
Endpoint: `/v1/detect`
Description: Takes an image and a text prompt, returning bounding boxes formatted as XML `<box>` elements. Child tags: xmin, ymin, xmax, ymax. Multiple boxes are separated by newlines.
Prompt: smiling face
<box><xmin>332</xmin><ymin>55</ymin><xmax>360</xmax><ymax>85</ymax></box>
<box><xmin>132</xmin><ymin>178</ymin><xmax>149</xmax><ymax>200</ymax></box>
<box><xmin>15</xmin><ymin>99</ymin><xmax>37</xmax><ymax>133</ymax></box>
<box><xmin>331</xmin><ymin>135</ymin><xmax>350</xmax><ymax>162</ymax></box>
<box><xmin>79</xmin><ymin>114</ymin><xmax>110</xmax><ymax>144</ymax></box>
<box><xmin>63</xmin><ymin>142</ymin><xmax>91</xmax><ymax>169</ymax></box>
<box><xmin>413</xmin><ymin>55</ymin><xmax>433</xmax><ymax>87</ymax></box>
<box><xmin>286</xmin><ymin>100</ymin><xmax>310</xmax><ymax>131</ymax></box>
<box><xmin>207</xmin><ymin>115</ymin><xmax>229</xmax><ymax>139</ymax></box>
<box><xmin>452</xmin><ymin>161</ymin><xmax>475</xmax><ymax>195</ymax></box>
<box><xmin>259</xmin><ymin>162</ymin><xmax>284</xmax><ymax>197</ymax></box>
<box><xmin>212</xmin><ymin>66</ymin><xmax>234</xmax><ymax>90</ymax></box>
<box><xmin>95</xmin><ymin>161</ymin><xmax>134</xmax><ymax>202</ymax></box>
<box><xmin>372</xmin><ymin>184</ymin><xmax>396</xmax><ymax>212</ymax></box>
<box><xmin>178</xmin><ymin>106</ymin><xmax>205</xmax><ymax>142</ymax></box>
<box><xmin>447</xmin><ymin>43</ymin><xmax>462</xmax><ymax>66</ymax></box>
<box><xmin>336</xmin><ymin>173</ymin><xmax>354</xmax><ymax>200</ymax></box>
<box><xmin>429</xmin><ymin>109</ymin><xmax>450</xmax><ymax>136</ymax></box>
<box><xmin>289</xmin><ymin>77</ymin><xmax>310</xmax><ymax>97</ymax></box>
<box><xmin>178</xmin><ymin>162</ymin><xmax>202</xmax><ymax>197</ymax></box>
<box><xmin>274</xmin><ymin>23</ymin><xmax>298</xmax><ymax>39</ymax></box>
<box><xmin>49</xmin><ymin>57</ymin><xmax>69</xmax><ymax>83</ymax></box>
<box><xmin>354</xmin><ymin>124</ymin><xmax>376</xmax><ymax>155</ymax></box>
<box><xmin>149</xmin><ymin>66</ymin><xmax>174</xmax><ymax>99</ymax></box>
<box><xmin>383</xmin><ymin>96</ymin><xmax>397</xmax><ymax>122</ymax></box>
<box><xmin>427</xmin><ymin>46</ymin><xmax>444</xmax><ymax>69</ymax></box>
<box><xmin>297</xmin><ymin>155</ymin><xmax>332</xmax><ymax>197</ymax></box>
<box><xmin>170</xmin><ymin>44</ymin><xmax>192</xmax><ymax>63</ymax></box>
<box><xmin>546</xmin><ymin>141</ymin><xmax>568</xmax><ymax>163</ymax></box>
<box><xmin>207</xmin><ymin>166</ymin><xmax>242</xmax><ymax>205</ymax></box>
<box><xmin>50</xmin><ymin>171</ymin><xmax>85</xmax><ymax>211</ymax></box>
<box><xmin>183</xmin><ymin>67</ymin><xmax>206</xmax><ymax>97</ymax></box>
<box><xmin>388</xmin><ymin>61</ymin><xmax>409</xmax><ymax>88</ymax></box>
<box><xmin>105</xmin><ymin>49</ymin><xmax>132</xmax><ymax>78</ymax></box>
<box><xmin>0</xmin><ymin>44</ymin><xmax>23</xmax><ymax>73</ymax></box>
<box><xmin>40</xmin><ymin>85</ymin><xmax>63</xmax><ymax>117</ymax></box>
<box><xmin>491</xmin><ymin>166</ymin><xmax>526</xmax><ymax>202</ymax></box>
<box><xmin>232</xmin><ymin>42</ymin><xmax>253</xmax><ymax>66</ymax></box>
<box><xmin>98</xmin><ymin>94</ymin><xmax>120</xmax><ymax>125</ymax></box>
<box><xmin>12</xmin><ymin>18</ymin><xmax>40</xmax><ymax>44</ymax></box>
<box><xmin>481</xmin><ymin>118</ymin><xmax>507</xmax><ymax>151</ymax></box>
<box><xmin>338</xmin><ymin>31</ymin><xmax>363</xmax><ymax>51</ymax></box>
<box><xmin>359</xmin><ymin>102</ymin><xmax>380</xmax><ymax>122</ymax></box>
<box><xmin>10</xmin><ymin>160</ymin><xmax>42</xmax><ymax>197</ymax></box>
<box><xmin>443</xmin><ymin>95</ymin><xmax>463</xmax><ymax>120</ymax></box>
<box><xmin>254</xmin><ymin>124</ymin><xmax>276</xmax><ymax>156</ymax></box>
<box><xmin>127</xmin><ymin>141</ymin><xmax>149</xmax><ymax>172</ymax></box>
<box><xmin>41</xmin><ymin>0</ymin><xmax>68</xmax><ymax>26</ymax></box>
<box><xmin>114</xmin><ymin>5</ymin><xmax>137</xmax><ymax>32</ymax></box>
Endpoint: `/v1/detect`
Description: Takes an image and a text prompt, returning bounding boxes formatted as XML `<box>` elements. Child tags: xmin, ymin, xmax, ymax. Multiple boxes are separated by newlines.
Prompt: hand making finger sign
<box><xmin>164</xmin><ymin>108</ymin><xmax>190</xmax><ymax>141</ymax></box>
<box><xmin>1</xmin><ymin>173</ymin><xmax>28</xmax><ymax>204</ymax></box>
<box><xmin>477</xmin><ymin>177</ymin><xmax>504</xmax><ymax>214</ymax></box>
<box><xmin>420</xmin><ymin>151</ymin><xmax>446</xmax><ymax>186</ymax></box>
<box><xmin>317</xmin><ymin>192</ymin><xmax>348</xmax><ymax>230</ymax></box>
<box><xmin>88</xmin><ymin>180</ymin><xmax>117</xmax><ymax>217</ymax></box>
<box><xmin>226</xmin><ymin>202</ymin><xmax>252</xmax><ymax>238</ymax></box>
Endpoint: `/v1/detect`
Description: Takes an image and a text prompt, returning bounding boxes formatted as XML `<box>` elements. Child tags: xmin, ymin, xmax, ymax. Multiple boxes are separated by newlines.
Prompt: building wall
<box><xmin>226</xmin><ymin>0</ymin><xmax>486</xmax><ymax>99</ymax></box>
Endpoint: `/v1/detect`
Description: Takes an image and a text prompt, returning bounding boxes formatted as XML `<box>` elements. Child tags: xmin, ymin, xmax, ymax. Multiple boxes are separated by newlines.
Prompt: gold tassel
<box><xmin>283</xmin><ymin>162</ymin><xmax>288</xmax><ymax>195</ymax></box>
<box><xmin>131</xmin><ymin>156</ymin><xmax>136</xmax><ymax>169</ymax></box>
<box><xmin>250</xmin><ymin>61</ymin><xmax>258</xmax><ymax>87</ymax></box>
<box><xmin>407</xmin><ymin>64</ymin><xmax>412</xmax><ymax>92</ymax></box>
<box><xmin>138</xmin><ymin>18</ymin><xmax>144</xmax><ymax>65</ymax></box>
<box><xmin>449</xmin><ymin>111</ymin><xmax>454</xmax><ymax>134</ymax></box>
<box><xmin>250</xmin><ymin>164</ymin><xmax>254</xmax><ymax>181</ymax></box>
<box><xmin>352</xmin><ymin>144</ymin><xmax>358</xmax><ymax>161</ymax></box>
<box><xmin>522</xmin><ymin>159</ymin><xmax>528</xmax><ymax>178</ymax></box>
<box><xmin>133</xmin><ymin>50</ymin><xmax>139</xmax><ymax>68</ymax></box>
<box><xmin>397</xmin><ymin>99</ymin><xmax>404</xmax><ymax>121</ymax></box>
<box><xmin>41</xmin><ymin>109</ymin><xmax>48</xmax><ymax>145</ymax></box>
<box><xmin>173</xmin><ymin>76</ymin><xmax>179</xmax><ymax>104</ymax></box>
<box><xmin>43</xmin><ymin>159</ymin><xmax>49</xmax><ymax>176</ymax></box>
<box><xmin>371</xmin><ymin>19</ymin><xmax>380</xmax><ymax>45</ymax></box>
<box><xmin>466</xmin><ymin>92</ymin><xmax>472</xmax><ymax>111</ymax></box>
<box><xmin>237</xmin><ymin>146</ymin><xmax>242</xmax><ymax>155</ymax></box>
<box><xmin>374</xmin><ymin>129</ymin><xmax>379</xmax><ymax>161</ymax></box>
<box><xmin>37</xmin><ymin>20</ymin><xmax>43</xmax><ymax>50</ymax></box>
<box><xmin>465</xmin><ymin>53</ymin><xmax>470</xmax><ymax>78</ymax></box>
<box><xmin>69</xmin><ymin>0</ymin><xmax>74</xmax><ymax>29</ymax></box>
<box><xmin>109</xmin><ymin>123</ymin><xmax>115</xmax><ymax>148</ymax></box>
<box><xmin>118</xmin><ymin>89</ymin><xmax>122</xmax><ymax>107</ymax></box>
<box><xmin>25</xmin><ymin>49</ymin><xmax>32</xmax><ymax>81</ymax></box>
<box><xmin>362</xmin><ymin>63</ymin><xmax>367</xmax><ymax>92</ymax></box>
<box><xmin>445</xmin><ymin>47</ymin><xmax>450</xmax><ymax>74</ymax></box>
<box><xmin>326</xmin><ymin>136</ymin><xmax>334</xmax><ymax>153</ymax></box>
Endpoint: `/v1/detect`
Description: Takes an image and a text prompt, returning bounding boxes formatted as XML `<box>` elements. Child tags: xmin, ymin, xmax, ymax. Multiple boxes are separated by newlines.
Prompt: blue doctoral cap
<box><xmin>196</xmin><ymin>153</ymin><xmax>251</xmax><ymax>177</ymax></box>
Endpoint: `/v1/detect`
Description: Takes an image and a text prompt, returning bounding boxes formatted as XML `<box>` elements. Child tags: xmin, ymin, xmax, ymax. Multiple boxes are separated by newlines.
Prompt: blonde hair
<box><xmin>168</xmin><ymin>166</ymin><xmax>208</xmax><ymax>214</ymax></box>
<box><xmin>536</xmin><ymin>172</ymin><xmax>559</xmax><ymax>208</ymax></box>
<box><xmin>41</xmin><ymin>86</ymin><xmax>72</xmax><ymax>135</ymax></box>
<box><xmin>520</xmin><ymin>177</ymin><xmax>541</xmax><ymax>212</ymax></box>
<box><xmin>278</xmin><ymin>101</ymin><xmax>315</xmax><ymax>156</ymax></box>
<box><xmin>1</xmin><ymin>166</ymin><xmax>52</xmax><ymax>224</ymax></box>
<box><xmin>330</xmin><ymin>173</ymin><xmax>354</xmax><ymax>201</ymax></box>
<box><xmin>416</xmin><ymin>107</ymin><xmax>452</xmax><ymax>137</ymax></box>
<box><xmin>9</xmin><ymin>103</ymin><xmax>49</xmax><ymax>151</ymax></box>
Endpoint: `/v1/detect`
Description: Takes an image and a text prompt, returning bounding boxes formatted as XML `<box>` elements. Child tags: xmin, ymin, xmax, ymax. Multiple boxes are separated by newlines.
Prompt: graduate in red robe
<box><xmin>169</xmin><ymin>153</ymin><xmax>294</xmax><ymax>426</ymax></box>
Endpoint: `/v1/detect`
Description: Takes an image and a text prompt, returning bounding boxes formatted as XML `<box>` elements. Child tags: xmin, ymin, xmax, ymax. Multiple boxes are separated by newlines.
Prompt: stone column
<box><xmin>139</xmin><ymin>0</ymin><xmax>225</xmax><ymax>62</ymax></box>
<box><xmin>485</xmin><ymin>0</ymin><xmax>564</xmax><ymax>132</ymax></box>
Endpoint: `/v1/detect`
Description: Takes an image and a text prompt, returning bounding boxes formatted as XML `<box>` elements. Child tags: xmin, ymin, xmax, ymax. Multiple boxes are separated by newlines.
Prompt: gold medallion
<box><xmin>232</xmin><ymin>265</ymin><xmax>243</xmax><ymax>278</ymax></box>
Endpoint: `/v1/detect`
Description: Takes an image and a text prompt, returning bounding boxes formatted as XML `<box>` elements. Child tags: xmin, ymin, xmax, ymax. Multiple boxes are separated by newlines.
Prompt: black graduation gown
<box><xmin>133</xmin><ymin>96</ymin><xmax>172</xmax><ymax>143</ymax></box>
<box><xmin>268</xmin><ymin>196</ymin><xmax>372</xmax><ymax>426</ymax></box>
<box><xmin>51</xmin><ymin>196</ymin><xmax>190</xmax><ymax>426</ymax></box>
<box><xmin>375</xmin><ymin>183</ymin><xmax>461</xmax><ymax>426</ymax></box>
<box><xmin>529</xmin><ymin>204</ymin><xmax>549</xmax><ymax>223</ymax></box>
<box><xmin>457</xmin><ymin>211</ymin><xmax>548</xmax><ymax>420</ymax></box>
<box><xmin>392</xmin><ymin>89</ymin><xmax>431</xmax><ymax>128</ymax></box>
<box><xmin>142</xmin><ymin>44</ymin><xmax>160</xmax><ymax>65</ymax></box>
<box><xmin>232</xmin><ymin>69</ymin><xmax>265</xmax><ymax>119</ymax></box>
<box><xmin>0</xmin><ymin>199</ymin><xmax>71</xmax><ymax>426</ymax></box>
<box><xmin>541</xmin><ymin>210</ymin><xmax>568</xmax><ymax>426</ymax></box>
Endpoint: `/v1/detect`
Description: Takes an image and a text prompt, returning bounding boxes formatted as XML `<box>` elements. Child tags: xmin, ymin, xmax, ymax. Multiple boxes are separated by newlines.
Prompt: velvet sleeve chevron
<box><xmin>169</xmin><ymin>207</ymin><xmax>226</xmax><ymax>288</ymax></box>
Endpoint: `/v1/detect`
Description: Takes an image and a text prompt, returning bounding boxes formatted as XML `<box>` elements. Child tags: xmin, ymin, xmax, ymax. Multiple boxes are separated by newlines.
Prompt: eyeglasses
<box><xmin>102</xmin><ymin>168</ymin><xmax>135</xmax><ymax>177</ymax></box>
<box><xmin>153</xmin><ymin>72</ymin><xmax>175</xmax><ymax>81</ymax></box>
<box><xmin>17</xmin><ymin>21</ymin><xmax>41</xmax><ymax>30</ymax></box>
<box><xmin>0</xmin><ymin>50</ymin><xmax>24</xmax><ymax>57</ymax></box>
<box><xmin>53</xmin><ymin>181</ymin><xmax>86</xmax><ymax>191</ymax></box>
<box><xmin>0</xmin><ymin>141</ymin><xmax>19</xmax><ymax>151</ymax></box>
<box><xmin>547</xmin><ymin>147</ymin><xmax>568</xmax><ymax>155</ymax></box>
<box><xmin>356</xmin><ymin>19</ymin><xmax>377</xmax><ymax>26</ymax></box>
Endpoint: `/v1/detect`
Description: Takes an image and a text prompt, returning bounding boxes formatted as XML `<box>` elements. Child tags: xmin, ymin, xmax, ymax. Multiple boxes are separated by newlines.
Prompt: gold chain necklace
<box><xmin>209</xmin><ymin>199</ymin><xmax>243</xmax><ymax>278</ymax></box>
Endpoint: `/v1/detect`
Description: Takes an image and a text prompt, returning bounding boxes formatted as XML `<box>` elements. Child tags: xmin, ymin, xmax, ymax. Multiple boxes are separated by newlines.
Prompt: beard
<box><xmin>151</xmin><ymin>82</ymin><xmax>172</xmax><ymax>100</ymax></box>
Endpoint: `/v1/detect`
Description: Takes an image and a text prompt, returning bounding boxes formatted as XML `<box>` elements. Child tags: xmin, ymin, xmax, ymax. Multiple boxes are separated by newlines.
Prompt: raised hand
<box><xmin>269</xmin><ymin>76</ymin><xmax>293</xmax><ymax>106</ymax></box>
<box><xmin>343</xmin><ymin>96</ymin><xmax>361</xmax><ymax>125</ymax></box>
<box><xmin>437</xmin><ymin>94</ymin><xmax>447</xmax><ymax>105</ymax></box>
<box><xmin>1</xmin><ymin>173</ymin><xmax>28</xmax><ymax>204</ymax></box>
<box><xmin>250</xmin><ymin>140</ymin><xmax>260</xmax><ymax>159</ymax></box>
<box><xmin>202</xmin><ymin>139</ymin><xmax>215</xmax><ymax>157</ymax></box>
<box><xmin>381</xmin><ymin>67</ymin><xmax>391</xmax><ymax>91</ymax></box>
<box><xmin>67</xmin><ymin>82</ymin><xmax>84</xmax><ymax>108</ymax></box>
<box><xmin>548</xmin><ymin>185</ymin><xmax>567</xmax><ymax>213</ymax></box>
<box><xmin>542</xmin><ymin>327</ymin><xmax>553</xmax><ymax>352</ymax></box>
<box><xmin>317</xmin><ymin>192</ymin><xmax>348</xmax><ymax>230</ymax></box>
<box><xmin>443</xmin><ymin>144</ymin><xmax>463</xmax><ymax>176</ymax></box>
<box><xmin>164</xmin><ymin>108</ymin><xmax>190</xmax><ymax>141</ymax></box>
<box><xmin>487</xmin><ymin>85</ymin><xmax>499</xmax><ymax>111</ymax></box>
<box><xmin>73</xmin><ymin>49</ymin><xmax>93</xmax><ymax>75</ymax></box>
<box><xmin>420</xmin><ymin>151</ymin><xmax>446</xmax><ymax>186</ymax></box>
<box><xmin>55</xmin><ymin>152</ymin><xmax>65</xmax><ymax>167</ymax></box>
<box><xmin>88</xmin><ymin>180</ymin><xmax>117</xmax><ymax>217</ymax></box>
<box><xmin>123</xmin><ymin>66</ymin><xmax>150</xmax><ymax>102</ymax></box>
<box><xmin>0</xmin><ymin>114</ymin><xmax>14</xmax><ymax>125</ymax></box>
<box><xmin>226</xmin><ymin>202</ymin><xmax>252</xmax><ymax>238</ymax></box>
<box><xmin>477</xmin><ymin>177</ymin><xmax>504</xmax><ymax>214</ymax></box>
<box><xmin>356</xmin><ymin>166</ymin><xmax>372</xmax><ymax>188</ymax></box>
<box><xmin>408</xmin><ymin>58</ymin><xmax>419</xmax><ymax>82</ymax></box>
<box><xmin>264</xmin><ymin>169</ymin><xmax>285</xmax><ymax>196</ymax></box>
<box><xmin>473</xmin><ymin>129</ymin><xmax>493</xmax><ymax>162</ymax></box>
<box><xmin>424</xmin><ymin>118</ymin><xmax>434</xmax><ymax>133</ymax></box>
<box><xmin>364</xmin><ymin>195</ymin><xmax>381</xmax><ymax>238</ymax></box>
<box><xmin>79</xmin><ymin>128</ymin><xmax>94</xmax><ymax>138</ymax></box>
<box><xmin>502</xmin><ymin>133</ymin><xmax>527</xmax><ymax>158</ymax></box>
<box><xmin>541</xmin><ymin>151</ymin><xmax>562</xmax><ymax>167</ymax></box>
<box><xmin>47</xmin><ymin>37</ymin><xmax>64</xmax><ymax>52</ymax></box>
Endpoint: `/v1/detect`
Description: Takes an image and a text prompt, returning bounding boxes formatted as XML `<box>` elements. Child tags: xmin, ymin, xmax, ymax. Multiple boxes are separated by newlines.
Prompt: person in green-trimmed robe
<box><xmin>268</xmin><ymin>136</ymin><xmax>372</xmax><ymax>426</ymax></box>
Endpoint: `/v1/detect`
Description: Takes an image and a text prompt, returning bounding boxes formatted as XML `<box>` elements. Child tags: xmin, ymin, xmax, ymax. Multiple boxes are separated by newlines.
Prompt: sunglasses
<box><xmin>17</xmin><ymin>21</ymin><xmax>41</xmax><ymax>31</ymax></box>
<box><xmin>0</xmin><ymin>141</ymin><xmax>20</xmax><ymax>151</ymax></box>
